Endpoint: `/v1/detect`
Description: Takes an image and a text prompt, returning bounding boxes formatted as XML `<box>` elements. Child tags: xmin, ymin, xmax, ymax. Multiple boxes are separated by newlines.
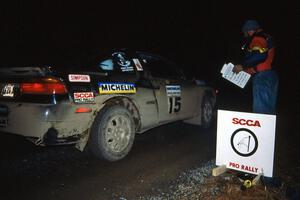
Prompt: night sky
<box><xmin>1</xmin><ymin>1</ymin><xmax>299</xmax><ymax>88</ymax></box>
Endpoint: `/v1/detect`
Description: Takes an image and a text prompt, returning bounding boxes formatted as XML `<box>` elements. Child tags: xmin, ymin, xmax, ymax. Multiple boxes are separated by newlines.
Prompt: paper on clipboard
<box><xmin>221</xmin><ymin>63</ymin><xmax>251</xmax><ymax>89</ymax></box>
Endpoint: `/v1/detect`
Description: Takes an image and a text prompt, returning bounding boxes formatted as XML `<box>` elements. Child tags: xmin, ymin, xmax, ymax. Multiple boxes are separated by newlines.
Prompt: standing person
<box><xmin>233</xmin><ymin>19</ymin><xmax>279</xmax><ymax>114</ymax></box>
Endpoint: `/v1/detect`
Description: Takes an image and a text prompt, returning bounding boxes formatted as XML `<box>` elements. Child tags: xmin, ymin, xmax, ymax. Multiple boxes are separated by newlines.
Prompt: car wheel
<box><xmin>89</xmin><ymin>105</ymin><xmax>135</xmax><ymax>161</ymax></box>
<box><xmin>201</xmin><ymin>94</ymin><xmax>215</xmax><ymax>128</ymax></box>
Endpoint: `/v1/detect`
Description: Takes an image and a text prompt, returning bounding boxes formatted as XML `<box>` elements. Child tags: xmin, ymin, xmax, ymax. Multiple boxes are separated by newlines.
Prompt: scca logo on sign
<box><xmin>232</xmin><ymin>118</ymin><xmax>261</xmax><ymax>127</ymax></box>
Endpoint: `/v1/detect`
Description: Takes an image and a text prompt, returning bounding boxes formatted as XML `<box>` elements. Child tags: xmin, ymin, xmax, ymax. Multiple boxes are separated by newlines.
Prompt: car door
<box><xmin>139</xmin><ymin>54</ymin><xmax>193</xmax><ymax>124</ymax></box>
<box><xmin>163</xmin><ymin>64</ymin><xmax>200</xmax><ymax>120</ymax></box>
<box><xmin>94</xmin><ymin>51</ymin><xmax>160</xmax><ymax>131</ymax></box>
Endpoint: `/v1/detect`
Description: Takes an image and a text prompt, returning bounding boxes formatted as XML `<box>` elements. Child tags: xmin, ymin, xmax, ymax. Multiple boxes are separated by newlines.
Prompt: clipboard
<box><xmin>221</xmin><ymin>63</ymin><xmax>251</xmax><ymax>88</ymax></box>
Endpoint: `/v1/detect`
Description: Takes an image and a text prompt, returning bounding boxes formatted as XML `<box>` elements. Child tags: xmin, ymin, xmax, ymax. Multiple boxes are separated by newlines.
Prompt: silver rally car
<box><xmin>0</xmin><ymin>50</ymin><xmax>216</xmax><ymax>161</ymax></box>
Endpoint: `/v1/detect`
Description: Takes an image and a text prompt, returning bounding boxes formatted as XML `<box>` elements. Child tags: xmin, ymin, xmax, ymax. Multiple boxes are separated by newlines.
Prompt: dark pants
<box><xmin>252</xmin><ymin>70</ymin><xmax>278</xmax><ymax>114</ymax></box>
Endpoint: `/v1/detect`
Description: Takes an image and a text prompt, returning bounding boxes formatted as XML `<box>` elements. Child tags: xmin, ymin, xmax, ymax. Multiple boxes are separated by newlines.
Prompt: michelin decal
<box><xmin>98</xmin><ymin>83</ymin><xmax>136</xmax><ymax>94</ymax></box>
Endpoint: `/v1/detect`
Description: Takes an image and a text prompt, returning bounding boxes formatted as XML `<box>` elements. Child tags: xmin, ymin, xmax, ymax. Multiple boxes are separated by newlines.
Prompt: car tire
<box><xmin>201</xmin><ymin>94</ymin><xmax>215</xmax><ymax>129</ymax></box>
<box><xmin>89</xmin><ymin>105</ymin><xmax>135</xmax><ymax>161</ymax></box>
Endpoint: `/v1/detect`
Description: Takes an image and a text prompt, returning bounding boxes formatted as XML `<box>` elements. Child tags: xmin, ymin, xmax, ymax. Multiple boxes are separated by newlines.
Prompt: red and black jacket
<box><xmin>242</xmin><ymin>29</ymin><xmax>275</xmax><ymax>74</ymax></box>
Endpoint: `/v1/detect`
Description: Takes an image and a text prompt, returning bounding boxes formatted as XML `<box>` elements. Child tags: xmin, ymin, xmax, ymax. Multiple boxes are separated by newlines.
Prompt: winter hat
<box><xmin>242</xmin><ymin>20</ymin><xmax>260</xmax><ymax>32</ymax></box>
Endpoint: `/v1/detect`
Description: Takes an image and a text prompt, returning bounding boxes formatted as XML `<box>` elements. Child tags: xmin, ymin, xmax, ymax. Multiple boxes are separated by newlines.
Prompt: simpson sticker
<box><xmin>98</xmin><ymin>83</ymin><xmax>136</xmax><ymax>94</ymax></box>
<box><xmin>68</xmin><ymin>74</ymin><xmax>90</xmax><ymax>82</ymax></box>
<box><xmin>166</xmin><ymin>85</ymin><xmax>181</xmax><ymax>97</ymax></box>
<box><xmin>133</xmin><ymin>58</ymin><xmax>143</xmax><ymax>71</ymax></box>
<box><xmin>74</xmin><ymin>92</ymin><xmax>94</xmax><ymax>103</ymax></box>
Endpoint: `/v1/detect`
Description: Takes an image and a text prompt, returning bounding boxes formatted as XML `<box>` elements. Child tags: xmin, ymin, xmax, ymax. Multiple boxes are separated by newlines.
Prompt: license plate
<box><xmin>0</xmin><ymin>83</ymin><xmax>17</xmax><ymax>98</ymax></box>
<box><xmin>0</xmin><ymin>117</ymin><xmax>7</xmax><ymax>128</ymax></box>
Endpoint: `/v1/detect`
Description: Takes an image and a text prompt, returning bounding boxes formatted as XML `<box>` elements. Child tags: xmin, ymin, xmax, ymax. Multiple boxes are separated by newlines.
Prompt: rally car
<box><xmin>0</xmin><ymin>50</ymin><xmax>216</xmax><ymax>161</ymax></box>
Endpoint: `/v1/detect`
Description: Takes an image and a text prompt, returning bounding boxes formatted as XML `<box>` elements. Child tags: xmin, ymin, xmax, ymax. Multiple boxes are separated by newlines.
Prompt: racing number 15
<box><xmin>169</xmin><ymin>97</ymin><xmax>181</xmax><ymax>113</ymax></box>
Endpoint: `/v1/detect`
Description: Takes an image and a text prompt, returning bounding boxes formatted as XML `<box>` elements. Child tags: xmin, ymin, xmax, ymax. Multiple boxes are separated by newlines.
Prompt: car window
<box><xmin>137</xmin><ymin>53</ymin><xmax>183</xmax><ymax>80</ymax></box>
<box><xmin>57</xmin><ymin>51</ymin><xmax>138</xmax><ymax>76</ymax></box>
<box><xmin>111</xmin><ymin>52</ymin><xmax>135</xmax><ymax>72</ymax></box>
<box><xmin>99</xmin><ymin>59</ymin><xmax>114</xmax><ymax>70</ymax></box>
<box><xmin>96</xmin><ymin>52</ymin><xmax>136</xmax><ymax>73</ymax></box>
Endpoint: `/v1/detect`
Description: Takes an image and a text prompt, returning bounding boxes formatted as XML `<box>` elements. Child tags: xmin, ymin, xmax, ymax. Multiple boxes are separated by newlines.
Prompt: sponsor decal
<box><xmin>120</xmin><ymin>65</ymin><xmax>134</xmax><ymax>72</ymax></box>
<box><xmin>98</xmin><ymin>83</ymin><xmax>136</xmax><ymax>94</ymax></box>
<box><xmin>166</xmin><ymin>85</ymin><xmax>181</xmax><ymax>114</ymax></box>
<box><xmin>68</xmin><ymin>74</ymin><xmax>90</xmax><ymax>82</ymax></box>
<box><xmin>132</xmin><ymin>58</ymin><xmax>143</xmax><ymax>71</ymax></box>
<box><xmin>111</xmin><ymin>52</ymin><xmax>134</xmax><ymax>72</ymax></box>
<box><xmin>1</xmin><ymin>84</ymin><xmax>15</xmax><ymax>97</ymax></box>
<box><xmin>74</xmin><ymin>92</ymin><xmax>94</xmax><ymax>103</ymax></box>
<box><xmin>166</xmin><ymin>85</ymin><xmax>181</xmax><ymax>97</ymax></box>
<box><xmin>112</xmin><ymin>52</ymin><xmax>131</xmax><ymax>67</ymax></box>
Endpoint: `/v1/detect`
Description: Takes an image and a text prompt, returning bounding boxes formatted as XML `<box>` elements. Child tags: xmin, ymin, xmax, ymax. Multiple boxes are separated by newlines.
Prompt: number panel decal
<box><xmin>168</xmin><ymin>96</ymin><xmax>181</xmax><ymax>113</ymax></box>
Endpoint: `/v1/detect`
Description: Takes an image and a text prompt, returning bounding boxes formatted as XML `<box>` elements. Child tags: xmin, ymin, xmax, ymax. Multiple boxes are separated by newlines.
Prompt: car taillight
<box><xmin>21</xmin><ymin>77</ymin><xmax>68</xmax><ymax>95</ymax></box>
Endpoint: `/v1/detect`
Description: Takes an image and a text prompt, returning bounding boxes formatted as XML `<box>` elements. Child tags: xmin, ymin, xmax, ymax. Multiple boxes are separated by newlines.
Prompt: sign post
<box><xmin>216</xmin><ymin>110</ymin><xmax>276</xmax><ymax>177</ymax></box>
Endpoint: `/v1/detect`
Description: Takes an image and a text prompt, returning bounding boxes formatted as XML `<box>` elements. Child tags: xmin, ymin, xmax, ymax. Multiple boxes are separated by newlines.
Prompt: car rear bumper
<box><xmin>0</xmin><ymin>101</ymin><xmax>96</xmax><ymax>145</ymax></box>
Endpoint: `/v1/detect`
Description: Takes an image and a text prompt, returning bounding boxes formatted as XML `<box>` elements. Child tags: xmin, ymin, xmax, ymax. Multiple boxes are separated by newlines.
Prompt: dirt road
<box><xmin>0</xmin><ymin>122</ymin><xmax>217</xmax><ymax>200</ymax></box>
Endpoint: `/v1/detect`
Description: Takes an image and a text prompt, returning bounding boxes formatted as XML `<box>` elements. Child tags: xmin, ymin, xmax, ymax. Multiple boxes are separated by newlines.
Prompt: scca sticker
<box><xmin>74</xmin><ymin>92</ymin><xmax>94</xmax><ymax>103</ymax></box>
<box><xmin>68</xmin><ymin>74</ymin><xmax>90</xmax><ymax>82</ymax></box>
<box><xmin>98</xmin><ymin>83</ymin><xmax>136</xmax><ymax>94</ymax></box>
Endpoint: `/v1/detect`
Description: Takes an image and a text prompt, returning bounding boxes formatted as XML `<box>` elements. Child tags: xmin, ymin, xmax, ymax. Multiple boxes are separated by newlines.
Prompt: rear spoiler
<box><xmin>0</xmin><ymin>67</ymin><xmax>51</xmax><ymax>76</ymax></box>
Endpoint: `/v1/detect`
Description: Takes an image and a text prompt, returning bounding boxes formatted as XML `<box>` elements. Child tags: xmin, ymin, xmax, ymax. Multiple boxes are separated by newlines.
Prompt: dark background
<box><xmin>0</xmin><ymin>3</ymin><xmax>300</xmax><ymax>196</ymax></box>
<box><xmin>0</xmin><ymin>1</ymin><xmax>299</xmax><ymax>103</ymax></box>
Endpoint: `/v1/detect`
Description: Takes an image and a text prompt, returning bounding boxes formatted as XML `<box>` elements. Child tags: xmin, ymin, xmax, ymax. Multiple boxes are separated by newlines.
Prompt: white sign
<box><xmin>221</xmin><ymin>63</ymin><xmax>251</xmax><ymax>88</ymax></box>
<box><xmin>216</xmin><ymin>110</ymin><xmax>276</xmax><ymax>177</ymax></box>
